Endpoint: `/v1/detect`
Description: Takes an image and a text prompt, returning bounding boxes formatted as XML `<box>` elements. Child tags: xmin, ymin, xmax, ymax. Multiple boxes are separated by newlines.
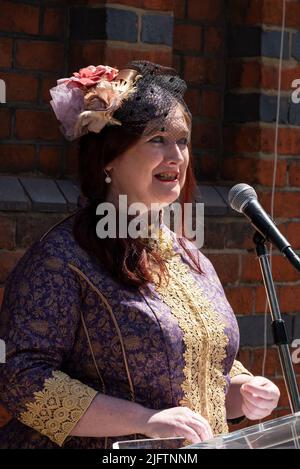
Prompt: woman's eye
<box><xmin>178</xmin><ymin>138</ymin><xmax>188</xmax><ymax>145</ymax></box>
<box><xmin>150</xmin><ymin>136</ymin><xmax>164</xmax><ymax>144</ymax></box>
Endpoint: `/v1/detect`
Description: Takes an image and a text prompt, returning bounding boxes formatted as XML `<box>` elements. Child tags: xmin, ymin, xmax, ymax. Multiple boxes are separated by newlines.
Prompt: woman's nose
<box><xmin>165</xmin><ymin>142</ymin><xmax>185</xmax><ymax>164</ymax></box>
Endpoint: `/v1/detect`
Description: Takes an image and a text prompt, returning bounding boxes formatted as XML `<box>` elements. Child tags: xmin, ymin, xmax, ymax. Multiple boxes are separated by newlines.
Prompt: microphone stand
<box><xmin>253</xmin><ymin>231</ymin><xmax>300</xmax><ymax>413</ymax></box>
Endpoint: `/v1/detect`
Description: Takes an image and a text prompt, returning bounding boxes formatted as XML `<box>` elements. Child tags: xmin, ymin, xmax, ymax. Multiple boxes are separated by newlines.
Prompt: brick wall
<box><xmin>216</xmin><ymin>0</ymin><xmax>300</xmax><ymax>427</ymax></box>
<box><xmin>0</xmin><ymin>0</ymin><xmax>68</xmax><ymax>178</ymax></box>
<box><xmin>1</xmin><ymin>0</ymin><xmax>300</xmax><ymax>436</ymax></box>
<box><xmin>174</xmin><ymin>0</ymin><xmax>225</xmax><ymax>182</ymax></box>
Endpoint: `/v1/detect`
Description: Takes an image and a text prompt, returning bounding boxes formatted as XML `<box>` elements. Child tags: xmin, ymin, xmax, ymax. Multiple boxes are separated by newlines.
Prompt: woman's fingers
<box><xmin>241</xmin><ymin>389</ymin><xmax>275</xmax><ymax>411</ymax></box>
<box><xmin>242</xmin><ymin>399</ymin><xmax>269</xmax><ymax>420</ymax></box>
<box><xmin>177</xmin><ymin>424</ymin><xmax>203</xmax><ymax>445</ymax></box>
<box><xmin>238</xmin><ymin>377</ymin><xmax>280</xmax><ymax>421</ymax></box>
<box><xmin>242</xmin><ymin>384</ymin><xmax>277</xmax><ymax>401</ymax></box>
<box><xmin>190</xmin><ymin>416</ymin><xmax>214</xmax><ymax>440</ymax></box>
<box><xmin>143</xmin><ymin>406</ymin><xmax>214</xmax><ymax>443</ymax></box>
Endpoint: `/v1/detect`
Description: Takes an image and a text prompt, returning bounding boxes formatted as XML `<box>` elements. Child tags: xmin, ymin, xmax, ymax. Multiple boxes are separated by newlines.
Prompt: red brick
<box><xmin>43</xmin><ymin>6</ymin><xmax>66</xmax><ymax>37</ymax></box>
<box><xmin>0</xmin><ymin>109</ymin><xmax>11</xmax><ymax>139</ymax></box>
<box><xmin>39</xmin><ymin>146</ymin><xmax>62</xmax><ymax>176</ymax></box>
<box><xmin>251</xmin><ymin>347</ymin><xmax>283</xmax><ymax>377</ymax></box>
<box><xmin>0</xmin><ymin>38</ymin><xmax>13</xmax><ymax>67</ymax></box>
<box><xmin>106</xmin><ymin>47</ymin><xmax>173</xmax><ymax>70</ymax></box>
<box><xmin>263</xmin><ymin>0</ymin><xmax>288</xmax><ymax>26</ymax></box>
<box><xmin>192</xmin><ymin>122</ymin><xmax>219</xmax><ymax>150</ymax></box>
<box><xmin>230</xmin><ymin>0</ymin><xmax>296</xmax><ymax>27</ymax></box>
<box><xmin>260</xmin><ymin>191</ymin><xmax>300</xmax><ymax>219</ymax></box>
<box><xmin>174</xmin><ymin>0</ymin><xmax>185</xmax><ymax>19</ymax></box>
<box><xmin>255</xmin><ymin>284</ymin><xmax>269</xmax><ymax>313</ymax></box>
<box><xmin>261</xmin><ymin>65</ymin><xmax>278</xmax><ymax>90</ymax></box>
<box><xmin>188</xmin><ymin>0</ymin><xmax>223</xmax><ymax>21</ymax></box>
<box><xmin>277</xmin><ymin>128</ymin><xmax>300</xmax><ymax>156</ymax></box>
<box><xmin>15</xmin><ymin>110</ymin><xmax>61</xmax><ymax>141</ymax></box>
<box><xmin>227</xmin><ymin>0</ymin><xmax>262</xmax><ymax>25</ymax></box>
<box><xmin>0</xmin><ymin>250</ymin><xmax>25</xmax><ymax>283</ymax></box>
<box><xmin>289</xmin><ymin>161</ymin><xmax>300</xmax><ymax>187</ymax></box>
<box><xmin>16</xmin><ymin>40</ymin><xmax>64</xmax><ymax>72</ymax></box>
<box><xmin>206</xmin><ymin>253</ymin><xmax>240</xmax><ymax>285</ymax></box>
<box><xmin>0</xmin><ymin>72</ymin><xmax>38</xmax><ymax>102</ymax></box>
<box><xmin>271</xmin><ymin>256</ymin><xmax>300</xmax><ymax>283</ymax></box>
<box><xmin>174</xmin><ymin>24</ymin><xmax>202</xmax><ymax>52</ymax></box>
<box><xmin>227</xmin><ymin>61</ymin><xmax>261</xmax><ymax>89</ymax></box>
<box><xmin>221</xmin><ymin>158</ymin><xmax>253</xmax><ymax>182</ymax></box>
<box><xmin>286</xmin><ymin>222</ymin><xmax>300</xmax><ymax>250</ymax></box>
<box><xmin>69</xmin><ymin>42</ymin><xmax>108</xmax><ymax>72</ymax></box>
<box><xmin>236</xmin><ymin>348</ymin><xmax>252</xmax><ymax>371</ymax></box>
<box><xmin>223</xmin><ymin>126</ymin><xmax>261</xmax><ymax>153</ymax></box>
<box><xmin>184</xmin><ymin>88</ymin><xmax>201</xmax><ymax>116</ymax></box>
<box><xmin>229</xmin><ymin>0</ymin><xmax>292</xmax><ymax>27</ymax></box>
<box><xmin>196</xmin><ymin>153</ymin><xmax>218</xmax><ymax>181</ymax></box>
<box><xmin>204</xmin><ymin>27</ymin><xmax>223</xmax><ymax>54</ymax></box>
<box><xmin>278</xmin><ymin>285</ymin><xmax>300</xmax><ymax>313</ymax></box>
<box><xmin>224</xmin><ymin>126</ymin><xmax>300</xmax><ymax>156</ymax></box>
<box><xmin>286</xmin><ymin>1</ymin><xmax>300</xmax><ymax>28</ymax></box>
<box><xmin>0</xmin><ymin>217</ymin><xmax>16</xmax><ymax>250</ymax></box>
<box><xmin>143</xmin><ymin>0</ymin><xmax>174</xmax><ymax>9</ymax></box>
<box><xmin>241</xmin><ymin>254</ymin><xmax>262</xmax><ymax>283</ymax></box>
<box><xmin>202</xmin><ymin>90</ymin><xmax>221</xmax><ymax>118</ymax></box>
<box><xmin>0</xmin><ymin>144</ymin><xmax>36</xmax><ymax>172</ymax></box>
<box><xmin>260</xmin><ymin>127</ymin><xmax>275</xmax><ymax>153</ymax></box>
<box><xmin>225</xmin><ymin>286</ymin><xmax>254</xmax><ymax>315</ymax></box>
<box><xmin>0</xmin><ymin>1</ymin><xmax>39</xmax><ymax>35</ymax></box>
<box><xmin>281</xmin><ymin>67</ymin><xmax>300</xmax><ymax>91</ymax></box>
<box><xmin>106</xmin><ymin>0</ymin><xmax>141</xmax><ymax>6</ymax></box>
<box><xmin>184</xmin><ymin>56</ymin><xmax>220</xmax><ymax>85</ymax></box>
<box><xmin>172</xmin><ymin>54</ymin><xmax>181</xmax><ymax>74</ymax></box>
<box><xmin>41</xmin><ymin>75</ymin><xmax>60</xmax><ymax>103</ymax></box>
<box><xmin>255</xmin><ymin>159</ymin><xmax>287</xmax><ymax>187</ymax></box>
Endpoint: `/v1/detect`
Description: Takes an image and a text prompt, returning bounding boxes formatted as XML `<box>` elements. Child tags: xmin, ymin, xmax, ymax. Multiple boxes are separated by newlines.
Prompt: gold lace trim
<box><xmin>230</xmin><ymin>360</ymin><xmax>253</xmax><ymax>379</ymax></box>
<box><xmin>141</xmin><ymin>226</ymin><xmax>177</xmax><ymax>261</ymax></box>
<box><xmin>153</xmin><ymin>235</ymin><xmax>229</xmax><ymax>436</ymax></box>
<box><xmin>19</xmin><ymin>370</ymin><xmax>98</xmax><ymax>446</ymax></box>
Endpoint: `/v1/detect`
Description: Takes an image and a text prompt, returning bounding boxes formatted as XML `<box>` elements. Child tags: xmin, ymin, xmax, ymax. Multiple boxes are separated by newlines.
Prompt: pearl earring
<box><xmin>104</xmin><ymin>169</ymin><xmax>112</xmax><ymax>184</ymax></box>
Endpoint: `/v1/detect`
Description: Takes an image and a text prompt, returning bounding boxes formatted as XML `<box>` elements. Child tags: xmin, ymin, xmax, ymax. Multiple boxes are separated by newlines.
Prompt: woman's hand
<box><xmin>240</xmin><ymin>376</ymin><xmax>280</xmax><ymax>420</ymax></box>
<box><xmin>141</xmin><ymin>406</ymin><xmax>214</xmax><ymax>444</ymax></box>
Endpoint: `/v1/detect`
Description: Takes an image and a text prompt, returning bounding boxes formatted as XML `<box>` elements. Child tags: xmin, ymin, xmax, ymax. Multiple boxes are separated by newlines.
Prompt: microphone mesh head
<box><xmin>228</xmin><ymin>183</ymin><xmax>258</xmax><ymax>213</ymax></box>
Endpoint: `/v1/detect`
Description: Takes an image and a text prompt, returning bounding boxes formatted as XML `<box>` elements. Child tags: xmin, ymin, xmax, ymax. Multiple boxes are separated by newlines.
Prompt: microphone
<box><xmin>228</xmin><ymin>183</ymin><xmax>300</xmax><ymax>272</ymax></box>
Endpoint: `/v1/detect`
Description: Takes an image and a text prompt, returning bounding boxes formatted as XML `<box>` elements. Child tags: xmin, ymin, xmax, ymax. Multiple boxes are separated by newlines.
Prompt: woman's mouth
<box><xmin>154</xmin><ymin>171</ymin><xmax>179</xmax><ymax>183</ymax></box>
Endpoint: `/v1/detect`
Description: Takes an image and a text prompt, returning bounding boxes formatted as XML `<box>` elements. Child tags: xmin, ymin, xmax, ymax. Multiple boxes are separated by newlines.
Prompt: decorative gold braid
<box><xmin>230</xmin><ymin>360</ymin><xmax>253</xmax><ymax>379</ymax></box>
<box><xmin>152</xmin><ymin>231</ymin><xmax>229</xmax><ymax>436</ymax></box>
<box><xmin>19</xmin><ymin>371</ymin><xmax>97</xmax><ymax>447</ymax></box>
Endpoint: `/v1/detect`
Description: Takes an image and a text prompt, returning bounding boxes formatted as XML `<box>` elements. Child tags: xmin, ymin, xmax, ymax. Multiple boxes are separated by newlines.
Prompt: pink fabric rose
<box><xmin>58</xmin><ymin>65</ymin><xmax>119</xmax><ymax>89</ymax></box>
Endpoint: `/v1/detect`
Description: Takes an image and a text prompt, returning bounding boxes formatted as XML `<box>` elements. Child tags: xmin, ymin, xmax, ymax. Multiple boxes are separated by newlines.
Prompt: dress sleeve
<box><xmin>0</xmin><ymin>243</ymin><xmax>97</xmax><ymax>447</ymax></box>
<box><xmin>229</xmin><ymin>359</ymin><xmax>253</xmax><ymax>379</ymax></box>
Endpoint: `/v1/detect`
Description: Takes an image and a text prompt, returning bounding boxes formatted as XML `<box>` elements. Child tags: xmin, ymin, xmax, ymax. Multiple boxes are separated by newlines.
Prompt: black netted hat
<box><xmin>49</xmin><ymin>59</ymin><xmax>191</xmax><ymax>141</ymax></box>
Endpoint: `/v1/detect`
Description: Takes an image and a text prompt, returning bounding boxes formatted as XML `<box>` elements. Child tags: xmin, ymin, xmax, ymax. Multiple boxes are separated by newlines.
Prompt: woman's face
<box><xmin>105</xmin><ymin>105</ymin><xmax>191</xmax><ymax>211</ymax></box>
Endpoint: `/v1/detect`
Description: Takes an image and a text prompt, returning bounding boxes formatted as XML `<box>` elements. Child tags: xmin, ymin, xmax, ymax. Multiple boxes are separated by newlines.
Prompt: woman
<box><xmin>0</xmin><ymin>61</ymin><xmax>280</xmax><ymax>449</ymax></box>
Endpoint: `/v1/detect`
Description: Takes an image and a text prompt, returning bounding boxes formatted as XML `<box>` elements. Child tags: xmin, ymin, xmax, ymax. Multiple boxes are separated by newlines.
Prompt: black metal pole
<box><xmin>253</xmin><ymin>231</ymin><xmax>300</xmax><ymax>413</ymax></box>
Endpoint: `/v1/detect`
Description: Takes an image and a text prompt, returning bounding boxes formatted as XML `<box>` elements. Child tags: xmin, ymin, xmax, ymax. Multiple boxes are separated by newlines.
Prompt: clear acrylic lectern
<box><xmin>113</xmin><ymin>412</ymin><xmax>300</xmax><ymax>449</ymax></box>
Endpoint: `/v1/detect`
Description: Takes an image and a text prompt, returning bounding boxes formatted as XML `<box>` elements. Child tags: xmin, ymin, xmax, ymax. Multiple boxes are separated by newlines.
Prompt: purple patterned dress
<box><xmin>0</xmin><ymin>212</ymin><xmax>251</xmax><ymax>448</ymax></box>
